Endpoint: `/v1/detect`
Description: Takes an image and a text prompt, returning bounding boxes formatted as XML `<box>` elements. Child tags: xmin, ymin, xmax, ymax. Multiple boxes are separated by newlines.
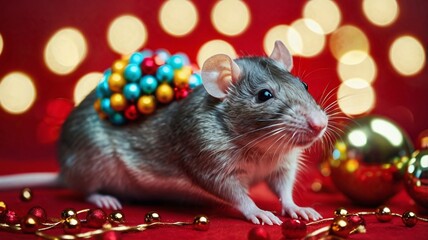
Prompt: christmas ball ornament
<box><xmin>141</xmin><ymin>57</ymin><xmax>158</xmax><ymax>75</ymax></box>
<box><xmin>173</xmin><ymin>68</ymin><xmax>190</xmax><ymax>88</ymax></box>
<box><xmin>329</xmin><ymin>216</ymin><xmax>350</xmax><ymax>238</ymax></box>
<box><xmin>96</xmin><ymin>78</ymin><xmax>112</xmax><ymax>98</ymax></box>
<box><xmin>129</xmin><ymin>52</ymin><xmax>144</xmax><ymax>65</ymax></box>
<box><xmin>86</xmin><ymin>208</ymin><xmax>107</xmax><ymax>228</ymax></box>
<box><xmin>188</xmin><ymin>73</ymin><xmax>202</xmax><ymax>89</ymax></box>
<box><xmin>108</xmin><ymin>73</ymin><xmax>126</xmax><ymax>92</ymax></box>
<box><xmin>108</xmin><ymin>211</ymin><xmax>125</xmax><ymax>225</ymax></box>
<box><xmin>1</xmin><ymin>209</ymin><xmax>20</xmax><ymax>225</ymax></box>
<box><xmin>123</xmin><ymin>83</ymin><xmax>141</xmax><ymax>101</ymax></box>
<box><xmin>402</xmin><ymin>211</ymin><xmax>418</xmax><ymax>227</ymax></box>
<box><xmin>156</xmin><ymin>83</ymin><xmax>174</xmax><ymax>104</ymax></box>
<box><xmin>156</xmin><ymin>65</ymin><xmax>174</xmax><ymax>83</ymax></box>
<box><xmin>144</xmin><ymin>212</ymin><xmax>161</xmax><ymax>223</ymax></box>
<box><xmin>167</xmin><ymin>55</ymin><xmax>184</xmax><ymax>69</ymax></box>
<box><xmin>20</xmin><ymin>215</ymin><xmax>39</xmax><ymax>233</ymax></box>
<box><xmin>123</xmin><ymin>63</ymin><xmax>142</xmax><ymax>82</ymax></box>
<box><xmin>61</xmin><ymin>208</ymin><xmax>77</xmax><ymax>220</ymax></box>
<box><xmin>174</xmin><ymin>87</ymin><xmax>190</xmax><ymax>100</ymax></box>
<box><xmin>112</xmin><ymin>59</ymin><xmax>127</xmax><ymax>73</ymax></box>
<box><xmin>100</xmin><ymin>98</ymin><xmax>115</xmax><ymax>115</ymax></box>
<box><xmin>28</xmin><ymin>206</ymin><xmax>47</xmax><ymax>221</ymax></box>
<box><xmin>375</xmin><ymin>206</ymin><xmax>393</xmax><ymax>222</ymax></box>
<box><xmin>140</xmin><ymin>75</ymin><xmax>158</xmax><ymax>94</ymax></box>
<box><xmin>110</xmin><ymin>93</ymin><xmax>127</xmax><ymax>111</ymax></box>
<box><xmin>281</xmin><ymin>219</ymin><xmax>307</xmax><ymax>239</ymax></box>
<box><xmin>328</xmin><ymin>116</ymin><xmax>413</xmax><ymax>206</ymax></box>
<box><xmin>154</xmin><ymin>49</ymin><xmax>170</xmax><ymax>63</ymax></box>
<box><xmin>124</xmin><ymin>105</ymin><xmax>139</xmax><ymax>120</ymax></box>
<box><xmin>110</xmin><ymin>112</ymin><xmax>126</xmax><ymax>125</ymax></box>
<box><xmin>334</xmin><ymin>207</ymin><xmax>348</xmax><ymax>216</ymax></box>
<box><xmin>64</xmin><ymin>216</ymin><xmax>82</xmax><ymax>234</ymax></box>
<box><xmin>0</xmin><ymin>201</ymin><xmax>6</xmax><ymax>213</ymax></box>
<box><xmin>248</xmin><ymin>226</ymin><xmax>270</xmax><ymax>240</ymax></box>
<box><xmin>20</xmin><ymin>187</ymin><xmax>33</xmax><ymax>201</ymax></box>
<box><xmin>137</xmin><ymin>95</ymin><xmax>156</xmax><ymax>114</ymax></box>
<box><xmin>404</xmin><ymin>137</ymin><xmax>428</xmax><ymax>209</ymax></box>
<box><xmin>192</xmin><ymin>215</ymin><xmax>210</xmax><ymax>231</ymax></box>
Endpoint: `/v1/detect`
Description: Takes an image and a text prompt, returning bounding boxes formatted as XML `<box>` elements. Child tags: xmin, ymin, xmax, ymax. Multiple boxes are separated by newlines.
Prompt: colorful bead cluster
<box><xmin>94</xmin><ymin>49</ymin><xmax>202</xmax><ymax>125</ymax></box>
<box><xmin>0</xmin><ymin>200</ymin><xmax>209</xmax><ymax>239</ymax></box>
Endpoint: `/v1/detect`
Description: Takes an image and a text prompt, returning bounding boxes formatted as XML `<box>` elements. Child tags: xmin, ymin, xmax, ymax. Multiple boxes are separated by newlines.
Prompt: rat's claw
<box><xmin>246</xmin><ymin>209</ymin><xmax>283</xmax><ymax>225</ymax></box>
<box><xmin>282</xmin><ymin>204</ymin><xmax>322</xmax><ymax>221</ymax></box>
<box><xmin>87</xmin><ymin>193</ymin><xmax>123</xmax><ymax>210</ymax></box>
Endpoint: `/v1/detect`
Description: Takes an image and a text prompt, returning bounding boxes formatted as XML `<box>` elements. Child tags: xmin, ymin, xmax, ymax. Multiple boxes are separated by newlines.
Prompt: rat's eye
<box><xmin>257</xmin><ymin>89</ymin><xmax>274</xmax><ymax>102</ymax></box>
<box><xmin>301</xmin><ymin>81</ymin><xmax>308</xmax><ymax>91</ymax></box>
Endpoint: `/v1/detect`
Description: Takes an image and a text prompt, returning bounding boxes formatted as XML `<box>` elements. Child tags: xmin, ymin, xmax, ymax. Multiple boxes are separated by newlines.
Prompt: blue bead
<box><xmin>188</xmin><ymin>73</ymin><xmax>202</xmax><ymax>89</ymax></box>
<box><xmin>110</xmin><ymin>112</ymin><xmax>126</xmax><ymax>125</ymax></box>
<box><xmin>175</xmin><ymin>53</ymin><xmax>190</xmax><ymax>65</ymax></box>
<box><xmin>140</xmin><ymin>49</ymin><xmax>153</xmax><ymax>59</ymax></box>
<box><xmin>140</xmin><ymin>75</ymin><xmax>158</xmax><ymax>94</ymax></box>
<box><xmin>167</xmin><ymin>55</ymin><xmax>184</xmax><ymax>70</ymax></box>
<box><xmin>129</xmin><ymin>52</ymin><xmax>144</xmax><ymax>65</ymax></box>
<box><xmin>96</xmin><ymin>77</ymin><xmax>112</xmax><ymax>98</ymax></box>
<box><xmin>104</xmin><ymin>68</ymin><xmax>112</xmax><ymax>77</ymax></box>
<box><xmin>124</xmin><ymin>64</ymin><xmax>142</xmax><ymax>82</ymax></box>
<box><xmin>100</xmin><ymin>98</ymin><xmax>115</xmax><ymax>115</ymax></box>
<box><xmin>123</xmin><ymin>83</ymin><xmax>141</xmax><ymax>101</ymax></box>
<box><xmin>155</xmin><ymin>49</ymin><xmax>170</xmax><ymax>62</ymax></box>
<box><xmin>156</xmin><ymin>65</ymin><xmax>174</xmax><ymax>83</ymax></box>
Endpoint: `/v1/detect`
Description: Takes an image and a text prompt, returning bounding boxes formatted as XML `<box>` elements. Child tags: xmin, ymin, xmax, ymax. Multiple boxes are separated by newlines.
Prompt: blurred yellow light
<box><xmin>389</xmin><ymin>35</ymin><xmax>426</xmax><ymax>76</ymax></box>
<box><xmin>371</xmin><ymin>118</ymin><xmax>403</xmax><ymax>147</ymax></box>
<box><xmin>0</xmin><ymin>72</ymin><xmax>36</xmax><ymax>114</ymax></box>
<box><xmin>44</xmin><ymin>28</ymin><xmax>87</xmax><ymax>75</ymax></box>
<box><xmin>74</xmin><ymin>72</ymin><xmax>103</xmax><ymax>106</ymax></box>
<box><xmin>0</xmin><ymin>33</ymin><xmax>3</xmax><ymax>56</ymax></box>
<box><xmin>329</xmin><ymin>25</ymin><xmax>370</xmax><ymax>65</ymax></box>
<box><xmin>289</xmin><ymin>19</ymin><xmax>325</xmax><ymax>57</ymax></box>
<box><xmin>211</xmin><ymin>0</ymin><xmax>251</xmax><ymax>36</ymax></box>
<box><xmin>338</xmin><ymin>54</ymin><xmax>377</xmax><ymax>84</ymax></box>
<box><xmin>363</xmin><ymin>0</ymin><xmax>399</xmax><ymax>27</ymax></box>
<box><xmin>107</xmin><ymin>15</ymin><xmax>147</xmax><ymax>55</ymax></box>
<box><xmin>263</xmin><ymin>25</ymin><xmax>301</xmax><ymax>56</ymax></box>
<box><xmin>159</xmin><ymin>0</ymin><xmax>198</xmax><ymax>37</ymax></box>
<box><xmin>303</xmin><ymin>0</ymin><xmax>341</xmax><ymax>34</ymax></box>
<box><xmin>196</xmin><ymin>39</ymin><xmax>236</xmax><ymax>68</ymax></box>
<box><xmin>337</xmin><ymin>78</ymin><xmax>375</xmax><ymax>116</ymax></box>
<box><xmin>348</xmin><ymin>130</ymin><xmax>367</xmax><ymax>147</ymax></box>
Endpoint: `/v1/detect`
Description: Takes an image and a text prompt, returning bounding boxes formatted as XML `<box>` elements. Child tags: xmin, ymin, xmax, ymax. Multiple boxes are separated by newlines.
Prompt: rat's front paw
<box><xmin>243</xmin><ymin>208</ymin><xmax>283</xmax><ymax>225</ymax></box>
<box><xmin>87</xmin><ymin>193</ymin><xmax>123</xmax><ymax>210</ymax></box>
<box><xmin>282</xmin><ymin>203</ymin><xmax>322</xmax><ymax>221</ymax></box>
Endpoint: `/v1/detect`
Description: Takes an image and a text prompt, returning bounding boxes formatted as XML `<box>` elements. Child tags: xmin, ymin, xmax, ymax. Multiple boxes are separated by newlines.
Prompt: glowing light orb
<box><xmin>363</xmin><ymin>0</ymin><xmax>399</xmax><ymax>27</ymax></box>
<box><xmin>263</xmin><ymin>25</ymin><xmax>301</xmax><ymax>56</ymax></box>
<box><xmin>0</xmin><ymin>72</ymin><xmax>37</xmax><ymax>114</ymax></box>
<box><xmin>74</xmin><ymin>72</ymin><xmax>104</xmax><ymax>106</ymax></box>
<box><xmin>389</xmin><ymin>35</ymin><xmax>426</xmax><ymax>76</ymax></box>
<box><xmin>289</xmin><ymin>18</ymin><xmax>325</xmax><ymax>57</ymax></box>
<box><xmin>337</xmin><ymin>78</ymin><xmax>376</xmax><ymax>116</ymax></box>
<box><xmin>338</xmin><ymin>55</ymin><xmax>377</xmax><ymax>84</ymax></box>
<box><xmin>159</xmin><ymin>0</ymin><xmax>198</xmax><ymax>37</ymax></box>
<box><xmin>197</xmin><ymin>40</ymin><xmax>236</xmax><ymax>68</ymax></box>
<box><xmin>108</xmin><ymin>15</ymin><xmax>147</xmax><ymax>55</ymax></box>
<box><xmin>211</xmin><ymin>0</ymin><xmax>251</xmax><ymax>36</ymax></box>
<box><xmin>330</xmin><ymin>25</ymin><xmax>370</xmax><ymax>65</ymax></box>
<box><xmin>303</xmin><ymin>0</ymin><xmax>341</xmax><ymax>34</ymax></box>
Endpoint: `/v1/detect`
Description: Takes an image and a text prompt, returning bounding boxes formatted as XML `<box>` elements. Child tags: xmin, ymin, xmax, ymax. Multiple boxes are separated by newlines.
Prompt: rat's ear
<box><xmin>201</xmin><ymin>54</ymin><xmax>241</xmax><ymax>99</ymax></box>
<box><xmin>269</xmin><ymin>40</ymin><xmax>293</xmax><ymax>72</ymax></box>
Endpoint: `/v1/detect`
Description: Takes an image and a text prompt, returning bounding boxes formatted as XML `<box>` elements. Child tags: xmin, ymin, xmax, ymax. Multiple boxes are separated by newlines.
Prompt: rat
<box><xmin>0</xmin><ymin>41</ymin><xmax>328</xmax><ymax>225</ymax></box>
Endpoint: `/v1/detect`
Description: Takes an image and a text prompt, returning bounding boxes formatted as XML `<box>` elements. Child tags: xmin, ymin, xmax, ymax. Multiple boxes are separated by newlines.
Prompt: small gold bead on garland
<box><xmin>94</xmin><ymin>49</ymin><xmax>202</xmax><ymax>125</ymax></box>
<box><xmin>0</xmin><ymin>200</ymin><xmax>209</xmax><ymax>240</ymax></box>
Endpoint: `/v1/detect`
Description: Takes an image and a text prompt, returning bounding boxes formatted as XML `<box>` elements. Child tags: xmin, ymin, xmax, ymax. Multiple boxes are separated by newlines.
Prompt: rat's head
<box><xmin>201</xmin><ymin>41</ymin><xmax>328</xmax><ymax>151</ymax></box>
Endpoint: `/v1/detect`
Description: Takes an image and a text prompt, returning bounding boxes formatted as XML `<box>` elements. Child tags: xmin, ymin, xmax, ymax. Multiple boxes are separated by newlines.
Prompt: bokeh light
<box><xmin>197</xmin><ymin>39</ymin><xmax>237</xmax><ymax>68</ymax></box>
<box><xmin>338</xmin><ymin>55</ymin><xmax>377</xmax><ymax>84</ymax></box>
<box><xmin>211</xmin><ymin>0</ymin><xmax>251</xmax><ymax>36</ymax></box>
<box><xmin>330</xmin><ymin>25</ymin><xmax>370</xmax><ymax>65</ymax></box>
<box><xmin>337</xmin><ymin>78</ymin><xmax>376</xmax><ymax>116</ymax></box>
<box><xmin>0</xmin><ymin>33</ymin><xmax>3</xmax><ymax>56</ymax></box>
<box><xmin>289</xmin><ymin>18</ymin><xmax>325</xmax><ymax>57</ymax></box>
<box><xmin>303</xmin><ymin>0</ymin><xmax>341</xmax><ymax>34</ymax></box>
<box><xmin>74</xmin><ymin>72</ymin><xmax>103</xmax><ymax>106</ymax></box>
<box><xmin>389</xmin><ymin>35</ymin><xmax>426</xmax><ymax>76</ymax></box>
<box><xmin>363</xmin><ymin>0</ymin><xmax>399</xmax><ymax>27</ymax></box>
<box><xmin>159</xmin><ymin>0</ymin><xmax>198</xmax><ymax>37</ymax></box>
<box><xmin>0</xmin><ymin>72</ymin><xmax>37</xmax><ymax>114</ymax></box>
<box><xmin>107</xmin><ymin>15</ymin><xmax>147</xmax><ymax>55</ymax></box>
<box><xmin>263</xmin><ymin>25</ymin><xmax>301</xmax><ymax>56</ymax></box>
<box><xmin>44</xmin><ymin>28</ymin><xmax>87</xmax><ymax>75</ymax></box>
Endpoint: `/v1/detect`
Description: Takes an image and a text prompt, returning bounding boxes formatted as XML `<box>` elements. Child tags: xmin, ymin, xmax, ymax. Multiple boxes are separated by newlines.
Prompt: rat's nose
<box><xmin>307</xmin><ymin>114</ymin><xmax>327</xmax><ymax>134</ymax></box>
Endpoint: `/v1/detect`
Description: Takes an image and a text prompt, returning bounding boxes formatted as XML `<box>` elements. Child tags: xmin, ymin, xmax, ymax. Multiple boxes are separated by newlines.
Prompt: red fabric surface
<box><xmin>1</xmin><ymin>158</ymin><xmax>427</xmax><ymax>240</ymax></box>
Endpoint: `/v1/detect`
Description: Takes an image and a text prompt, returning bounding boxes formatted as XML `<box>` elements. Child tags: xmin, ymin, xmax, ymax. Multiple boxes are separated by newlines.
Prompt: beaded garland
<box><xmin>94</xmin><ymin>49</ymin><xmax>202</xmax><ymax>125</ymax></box>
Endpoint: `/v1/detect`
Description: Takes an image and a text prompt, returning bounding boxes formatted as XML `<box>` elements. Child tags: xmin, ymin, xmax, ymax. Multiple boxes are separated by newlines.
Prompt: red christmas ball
<box><xmin>248</xmin><ymin>226</ymin><xmax>270</xmax><ymax>240</ymax></box>
<box><xmin>28</xmin><ymin>206</ymin><xmax>47</xmax><ymax>222</ymax></box>
<box><xmin>124</xmin><ymin>105</ymin><xmax>139</xmax><ymax>120</ymax></box>
<box><xmin>141</xmin><ymin>57</ymin><xmax>158</xmax><ymax>75</ymax></box>
<box><xmin>86</xmin><ymin>208</ymin><xmax>107</xmax><ymax>228</ymax></box>
<box><xmin>174</xmin><ymin>87</ymin><xmax>190</xmax><ymax>100</ymax></box>
<box><xmin>281</xmin><ymin>219</ymin><xmax>307</xmax><ymax>239</ymax></box>
<box><xmin>1</xmin><ymin>209</ymin><xmax>20</xmax><ymax>225</ymax></box>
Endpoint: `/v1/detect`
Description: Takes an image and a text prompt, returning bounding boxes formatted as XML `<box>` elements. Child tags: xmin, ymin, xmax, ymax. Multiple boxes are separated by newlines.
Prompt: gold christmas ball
<box><xmin>112</xmin><ymin>59</ymin><xmax>127</xmax><ymax>74</ymax></box>
<box><xmin>137</xmin><ymin>95</ymin><xmax>156</xmax><ymax>114</ymax></box>
<box><xmin>327</xmin><ymin>116</ymin><xmax>413</xmax><ymax>206</ymax></box>
<box><xmin>193</xmin><ymin>215</ymin><xmax>210</xmax><ymax>231</ymax></box>
<box><xmin>20</xmin><ymin>215</ymin><xmax>40</xmax><ymax>233</ymax></box>
<box><xmin>334</xmin><ymin>207</ymin><xmax>348</xmax><ymax>217</ymax></box>
<box><xmin>61</xmin><ymin>208</ymin><xmax>77</xmax><ymax>220</ymax></box>
<box><xmin>329</xmin><ymin>216</ymin><xmax>349</xmax><ymax>238</ymax></box>
<box><xmin>108</xmin><ymin>73</ymin><xmax>126</xmax><ymax>92</ymax></box>
<box><xmin>20</xmin><ymin>187</ymin><xmax>33</xmax><ymax>202</ymax></box>
<box><xmin>402</xmin><ymin>211</ymin><xmax>418</xmax><ymax>227</ymax></box>
<box><xmin>110</xmin><ymin>93</ymin><xmax>127</xmax><ymax>111</ymax></box>
<box><xmin>404</xmin><ymin>143</ymin><xmax>428</xmax><ymax>209</ymax></box>
<box><xmin>156</xmin><ymin>83</ymin><xmax>174</xmax><ymax>104</ymax></box>
<box><xmin>0</xmin><ymin>201</ymin><xmax>6</xmax><ymax>212</ymax></box>
<box><xmin>173</xmin><ymin>68</ymin><xmax>190</xmax><ymax>88</ymax></box>
<box><xmin>144</xmin><ymin>212</ymin><xmax>161</xmax><ymax>223</ymax></box>
<box><xmin>375</xmin><ymin>206</ymin><xmax>393</xmax><ymax>222</ymax></box>
<box><xmin>108</xmin><ymin>211</ymin><xmax>126</xmax><ymax>225</ymax></box>
<box><xmin>64</xmin><ymin>217</ymin><xmax>81</xmax><ymax>234</ymax></box>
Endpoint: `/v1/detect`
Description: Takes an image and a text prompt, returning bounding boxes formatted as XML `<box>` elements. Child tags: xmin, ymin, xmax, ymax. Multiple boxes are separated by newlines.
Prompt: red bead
<box><xmin>0</xmin><ymin>210</ymin><xmax>20</xmax><ymax>225</ymax></box>
<box><xmin>174</xmin><ymin>87</ymin><xmax>191</xmax><ymax>100</ymax></box>
<box><xmin>281</xmin><ymin>219</ymin><xmax>307</xmax><ymax>239</ymax></box>
<box><xmin>248</xmin><ymin>226</ymin><xmax>270</xmax><ymax>240</ymax></box>
<box><xmin>124</xmin><ymin>105</ymin><xmax>139</xmax><ymax>120</ymax></box>
<box><xmin>347</xmin><ymin>215</ymin><xmax>365</xmax><ymax>228</ymax></box>
<box><xmin>86</xmin><ymin>208</ymin><xmax>107</xmax><ymax>228</ymax></box>
<box><xmin>141</xmin><ymin>57</ymin><xmax>158</xmax><ymax>75</ymax></box>
<box><xmin>28</xmin><ymin>206</ymin><xmax>47</xmax><ymax>222</ymax></box>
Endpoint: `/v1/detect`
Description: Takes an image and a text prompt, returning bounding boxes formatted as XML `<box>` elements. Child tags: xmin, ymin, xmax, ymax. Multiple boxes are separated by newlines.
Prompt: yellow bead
<box><xmin>137</xmin><ymin>95</ymin><xmax>156</xmax><ymax>114</ymax></box>
<box><xmin>193</xmin><ymin>215</ymin><xmax>210</xmax><ymax>231</ymax></box>
<box><xmin>144</xmin><ymin>212</ymin><xmax>161</xmax><ymax>223</ymax></box>
<box><xmin>110</xmin><ymin>93</ymin><xmax>127</xmax><ymax>111</ymax></box>
<box><xmin>20</xmin><ymin>187</ymin><xmax>33</xmax><ymax>202</ymax></box>
<box><xmin>156</xmin><ymin>83</ymin><xmax>174</xmax><ymax>104</ymax></box>
<box><xmin>108</xmin><ymin>73</ymin><xmax>126</xmax><ymax>92</ymax></box>
<box><xmin>64</xmin><ymin>217</ymin><xmax>81</xmax><ymax>234</ymax></box>
<box><xmin>112</xmin><ymin>59</ymin><xmax>128</xmax><ymax>73</ymax></box>
<box><xmin>0</xmin><ymin>201</ymin><xmax>6</xmax><ymax>211</ymax></box>
<box><xmin>174</xmin><ymin>69</ymin><xmax>190</xmax><ymax>88</ymax></box>
<box><xmin>94</xmin><ymin>99</ymin><xmax>102</xmax><ymax>112</ymax></box>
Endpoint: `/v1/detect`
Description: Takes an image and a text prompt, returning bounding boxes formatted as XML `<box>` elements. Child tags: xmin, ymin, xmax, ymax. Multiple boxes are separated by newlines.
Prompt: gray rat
<box><xmin>0</xmin><ymin>41</ymin><xmax>328</xmax><ymax>225</ymax></box>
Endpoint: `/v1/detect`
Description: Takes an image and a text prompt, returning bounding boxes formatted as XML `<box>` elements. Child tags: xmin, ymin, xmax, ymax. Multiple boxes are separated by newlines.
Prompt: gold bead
<box><xmin>61</xmin><ymin>208</ymin><xmax>77</xmax><ymax>220</ymax></box>
<box><xmin>145</xmin><ymin>212</ymin><xmax>161</xmax><ymax>223</ymax></box>
<box><xmin>193</xmin><ymin>215</ymin><xmax>209</xmax><ymax>231</ymax></box>
<box><xmin>173</xmin><ymin>68</ymin><xmax>190</xmax><ymax>88</ymax></box>
<box><xmin>110</xmin><ymin>93</ymin><xmax>127</xmax><ymax>111</ymax></box>
<box><xmin>137</xmin><ymin>95</ymin><xmax>156</xmax><ymax>114</ymax></box>
<box><xmin>156</xmin><ymin>83</ymin><xmax>174</xmax><ymax>104</ymax></box>
<box><xmin>108</xmin><ymin>211</ymin><xmax>126</xmax><ymax>225</ymax></box>
<box><xmin>0</xmin><ymin>201</ymin><xmax>7</xmax><ymax>212</ymax></box>
<box><xmin>20</xmin><ymin>187</ymin><xmax>33</xmax><ymax>202</ymax></box>
<box><xmin>375</xmin><ymin>206</ymin><xmax>393</xmax><ymax>222</ymax></box>
<box><xmin>334</xmin><ymin>207</ymin><xmax>348</xmax><ymax>216</ymax></box>
<box><xmin>112</xmin><ymin>59</ymin><xmax>128</xmax><ymax>73</ymax></box>
<box><xmin>21</xmin><ymin>215</ymin><xmax>39</xmax><ymax>233</ymax></box>
<box><xmin>64</xmin><ymin>217</ymin><xmax>81</xmax><ymax>234</ymax></box>
<box><xmin>402</xmin><ymin>211</ymin><xmax>418</xmax><ymax>227</ymax></box>
<box><xmin>108</xmin><ymin>73</ymin><xmax>126</xmax><ymax>92</ymax></box>
<box><xmin>94</xmin><ymin>99</ymin><xmax>102</xmax><ymax>112</ymax></box>
<box><xmin>329</xmin><ymin>216</ymin><xmax>349</xmax><ymax>238</ymax></box>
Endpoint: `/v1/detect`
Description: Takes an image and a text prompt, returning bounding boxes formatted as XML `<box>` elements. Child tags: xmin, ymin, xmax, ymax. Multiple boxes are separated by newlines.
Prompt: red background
<box><xmin>0</xmin><ymin>1</ymin><xmax>427</xmax><ymax>239</ymax></box>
